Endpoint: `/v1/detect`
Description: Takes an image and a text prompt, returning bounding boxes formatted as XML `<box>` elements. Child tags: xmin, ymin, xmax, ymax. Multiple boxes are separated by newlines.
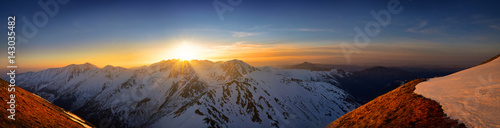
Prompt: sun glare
<box><xmin>172</xmin><ymin>42</ymin><xmax>200</xmax><ymax>60</ymax></box>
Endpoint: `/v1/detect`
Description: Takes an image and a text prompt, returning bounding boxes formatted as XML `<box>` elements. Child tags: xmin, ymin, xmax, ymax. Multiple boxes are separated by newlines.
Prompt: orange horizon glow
<box><xmin>4</xmin><ymin>39</ymin><xmax>495</xmax><ymax>73</ymax></box>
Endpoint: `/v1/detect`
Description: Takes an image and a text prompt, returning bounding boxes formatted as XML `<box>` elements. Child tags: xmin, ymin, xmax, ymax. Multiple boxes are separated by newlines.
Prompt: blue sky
<box><xmin>1</xmin><ymin>0</ymin><xmax>500</xmax><ymax>71</ymax></box>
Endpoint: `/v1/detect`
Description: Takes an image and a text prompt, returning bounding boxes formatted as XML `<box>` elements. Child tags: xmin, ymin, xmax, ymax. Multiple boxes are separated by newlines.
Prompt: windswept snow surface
<box><xmin>415</xmin><ymin>58</ymin><xmax>500</xmax><ymax>128</ymax></box>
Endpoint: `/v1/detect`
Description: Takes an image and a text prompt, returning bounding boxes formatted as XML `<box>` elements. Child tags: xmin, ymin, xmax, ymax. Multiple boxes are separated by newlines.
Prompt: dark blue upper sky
<box><xmin>1</xmin><ymin>0</ymin><xmax>500</xmax><ymax>70</ymax></box>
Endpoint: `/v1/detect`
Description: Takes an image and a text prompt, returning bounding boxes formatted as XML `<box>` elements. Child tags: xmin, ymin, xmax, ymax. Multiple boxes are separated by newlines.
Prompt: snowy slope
<box><xmin>153</xmin><ymin>66</ymin><xmax>356</xmax><ymax>128</ymax></box>
<box><xmin>415</xmin><ymin>57</ymin><xmax>500</xmax><ymax>128</ymax></box>
<box><xmin>13</xmin><ymin>59</ymin><xmax>359</xmax><ymax>128</ymax></box>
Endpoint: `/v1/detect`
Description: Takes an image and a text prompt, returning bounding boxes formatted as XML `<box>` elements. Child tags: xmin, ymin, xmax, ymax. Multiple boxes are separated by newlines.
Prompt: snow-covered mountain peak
<box><xmin>13</xmin><ymin>59</ymin><xmax>358</xmax><ymax>127</ymax></box>
<box><xmin>64</xmin><ymin>62</ymin><xmax>99</xmax><ymax>70</ymax></box>
<box><xmin>220</xmin><ymin>59</ymin><xmax>257</xmax><ymax>76</ymax></box>
<box><xmin>103</xmin><ymin>65</ymin><xmax>126</xmax><ymax>71</ymax></box>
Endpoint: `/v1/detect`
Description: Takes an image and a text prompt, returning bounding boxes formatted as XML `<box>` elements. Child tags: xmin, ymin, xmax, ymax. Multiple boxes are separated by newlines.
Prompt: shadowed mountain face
<box><xmin>12</xmin><ymin>59</ymin><xmax>359</xmax><ymax>128</ymax></box>
<box><xmin>336</xmin><ymin>66</ymin><xmax>419</xmax><ymax>103</ymax></box>
<box><xmin>340</xmin><ymin>66</ymin><xmax>465</xmax><ymax>103</ymax></box>
<box><xmin>0</xmin><ymin>79</ymin><xmax>93</xmax><ymax>128</ymax></box>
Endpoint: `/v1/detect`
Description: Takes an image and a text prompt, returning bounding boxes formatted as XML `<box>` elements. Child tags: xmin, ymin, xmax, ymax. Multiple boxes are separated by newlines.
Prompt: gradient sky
<box><xmin>1</xmin><ymin>0</ymin><xmax>500</xmax><ymax>72</ymax></box>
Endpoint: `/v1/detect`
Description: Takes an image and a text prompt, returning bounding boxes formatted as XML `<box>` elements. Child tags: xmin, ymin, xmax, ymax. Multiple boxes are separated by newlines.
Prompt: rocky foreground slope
<box><xmin>326</xmin><ymin>79</ymin><xmax>465</xmax><ymax>128</ymax></box>
<box><xmin>0</xmin><ymin>79</ymin><xmax>93</xmax><ymax>128</ymax></box>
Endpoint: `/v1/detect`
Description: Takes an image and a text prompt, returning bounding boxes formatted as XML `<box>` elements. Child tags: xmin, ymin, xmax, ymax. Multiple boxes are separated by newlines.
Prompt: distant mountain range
<box><xmin>280</xmin><ymin>62</ymin><xmax>464</xmax><ymax>73</ymax></box>
<box><xmin>282</xmin><ymin>62</ymin><xmax>464</xmax><ymax>103</ymax></box>
<box><xmin>12</xmin><ymin>59</ymin><xmax>359</xmax><ymax>127</ymax></box>
<box><xmin>280</xmin><ymin>62</ymin><xmax>368</xmax><ymax>72</ymax></box>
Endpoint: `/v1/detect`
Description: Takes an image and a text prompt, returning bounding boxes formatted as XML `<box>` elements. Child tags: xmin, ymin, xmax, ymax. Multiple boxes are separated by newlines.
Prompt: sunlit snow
<box><xmin>415</xmin><ymin>57</ymin><xmax>500</xmax><ymax>128</ymax></box>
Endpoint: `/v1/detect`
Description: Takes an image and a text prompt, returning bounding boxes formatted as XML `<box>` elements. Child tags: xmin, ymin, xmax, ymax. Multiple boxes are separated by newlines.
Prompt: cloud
<box><xmin>67</xmin><ymin>22</ymin><xmax>93</xmax><ymax>33</ymax></box>
<box><xmin>294</xmin><ymin>28</ymin><xmax>338</xmax><ymax>32</ymax></box>
<box><xmin>444</xmin><ymin>17</ymin><xmax>459</xmax><ymax>24</ymax></box>
<box><xmin>407</xmin><ymin>21</ymin><xmax>443</xmax><ymax>34</ymax></box>
<box><xmin>232</xmin><ymin>32</ymin><xmax>257</xmax><ymax>37</ymax></box>
<box><xmin>489</xmin><ymin>25</ymin><xmax>500</xmax><ymax>31</ymax></box>
<box><xmin>407</xmin><ymin>21</ymin><xmax>427</xmax><ymax>33</ymax></box>
<box><xmin>469</xmin><ymin>17</ymin><xmax>500</xmax><ymax>27</ymax></box>
<box><xmin>210</xmin><ymin>41</ymin><xmax>263</xmax><ymax>52</ymax></box>
<box><xmin>269</xmin><ymin>28</ymin><xmax>339</xmax><ymax>32</ymax></box>
<box><xmin>193</xmin><ymin>40</ymin><xmax>496</xmax><ymax>68</ymax></box>
<box><xmin>230</xmin><ymin>28</ymin><xmax>337</xmax><ymax>38</ymax></box>
<box><xmin>205</xmin><ymin>42</ymin><xmax>344</xmax><ymax>60</ymax></box>
<box><xmin>466</xmin><ymin>17</ymin><xmax>500</xmax><ymax>31</ymax></box>
<box><xmin>249</xmin><ymin>24</ymin><xmax>273</xmax><ymax>30</ymax></box>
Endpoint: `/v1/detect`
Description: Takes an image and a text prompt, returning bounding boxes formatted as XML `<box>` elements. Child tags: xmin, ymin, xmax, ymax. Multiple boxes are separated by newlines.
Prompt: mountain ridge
<box><xmin>283</xmin><ymin>62</ymin><xmax>463</xmax><ymax>104</ymax></box>
<box><xmin>13</xmin><ymin>59</ymin><xmax>359</xmax><ymax>127</ymax></box>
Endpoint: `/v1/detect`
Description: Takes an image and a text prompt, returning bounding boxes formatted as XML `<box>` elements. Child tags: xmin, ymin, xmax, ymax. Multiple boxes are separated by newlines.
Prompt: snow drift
<box><xmin>415</xmin><ymin>57</ymin><xmax>500</xmax><ymax>127</ymax></box>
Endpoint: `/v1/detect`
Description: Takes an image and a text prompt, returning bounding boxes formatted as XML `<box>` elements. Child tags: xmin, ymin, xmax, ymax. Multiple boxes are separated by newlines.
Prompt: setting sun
<box><xmin>172</xmin><ymin>42</ymin><xmax>200</xmax><ymax>60</ymax></box>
